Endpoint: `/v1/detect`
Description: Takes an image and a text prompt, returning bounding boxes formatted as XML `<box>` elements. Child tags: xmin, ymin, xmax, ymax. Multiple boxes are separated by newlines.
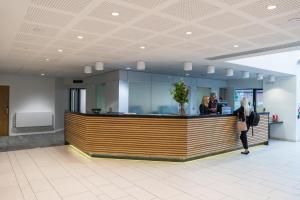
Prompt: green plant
<box><xmin>171</xmin><ymin>81</ymin><xmax>189</xmax><ymax>106</ymax></box>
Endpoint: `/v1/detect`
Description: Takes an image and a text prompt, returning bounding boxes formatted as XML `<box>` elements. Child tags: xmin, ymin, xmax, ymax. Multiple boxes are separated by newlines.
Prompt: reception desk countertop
<box><xmin>65</xmin><ymin>112</ymin><xmax>269</xmax><ymax>161</ymax></box>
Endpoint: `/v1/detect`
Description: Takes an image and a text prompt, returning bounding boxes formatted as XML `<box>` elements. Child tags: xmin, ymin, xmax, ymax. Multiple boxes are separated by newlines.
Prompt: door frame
<box><xmin>0</xmin><ymin>85</ymin><xmax>9</xmax><ymax>136</ymax></box>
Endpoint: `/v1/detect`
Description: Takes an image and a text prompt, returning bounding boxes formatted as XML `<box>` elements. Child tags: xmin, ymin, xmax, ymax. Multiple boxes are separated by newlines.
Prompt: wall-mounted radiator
<box><xmin>16</xmin><ymin>112</ymin><xmax>53</xmax><ymax>128</ymax></box>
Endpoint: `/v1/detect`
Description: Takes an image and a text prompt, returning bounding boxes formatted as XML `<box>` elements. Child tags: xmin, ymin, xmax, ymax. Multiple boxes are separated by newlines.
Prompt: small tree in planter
<box><xmin>171</xmin><ymin>81</ymin><xmax>189</xmax><ymax>115</ymax></box>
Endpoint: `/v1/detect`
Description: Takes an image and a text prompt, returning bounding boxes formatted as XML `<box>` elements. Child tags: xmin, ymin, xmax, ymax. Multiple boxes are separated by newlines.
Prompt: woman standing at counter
<box><xmin>199</xmin><ymin>96</ymin><xmax>210</xmax><ymax>115</ymax></box>
<box><xmin>208</xmin><ymin>93</ymin><xmax>218</xmax><ymax>113</ymax></box>
<box><xmin>235</xmin><ymin>97</ymin><xmax>250</xmax><ymax>155</ymax></box>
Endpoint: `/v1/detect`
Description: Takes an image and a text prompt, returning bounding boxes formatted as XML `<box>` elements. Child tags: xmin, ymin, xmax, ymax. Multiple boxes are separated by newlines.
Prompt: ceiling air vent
<box><xmin>73</xmin><ymin>80</ymin><xmax>83</xmax><ymax>84</ymax></box>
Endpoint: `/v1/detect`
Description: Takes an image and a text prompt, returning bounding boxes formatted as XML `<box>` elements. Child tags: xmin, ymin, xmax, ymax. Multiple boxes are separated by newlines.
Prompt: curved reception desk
<box><xmin>65</xmin><ymin>112</ymin><xmax>269</xmax><ymax>161</ymax></box>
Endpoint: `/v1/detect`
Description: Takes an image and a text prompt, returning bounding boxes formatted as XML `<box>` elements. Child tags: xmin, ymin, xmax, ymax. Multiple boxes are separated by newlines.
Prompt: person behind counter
<box><xmin>208</xmin><ymin>93</ymin><xmax>218</xmax><ymax>113</ymax></box>
<box><xmin>199</xmin><ymin>96</ymin><xmax>210</xmax><ymax>115</ymax></box>
<box><xmin>234</xmin><ymin>97</ymin><xmax>251</xmax><ymax>155</ymax></box>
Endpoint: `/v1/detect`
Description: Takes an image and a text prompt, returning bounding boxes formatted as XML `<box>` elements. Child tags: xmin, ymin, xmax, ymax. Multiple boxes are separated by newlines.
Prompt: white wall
<box><xmin>54</xmin><ymin>78</ymin><xmax>68</xmax><ymax>130</ymax></box>
<box><xmin>263</xmin><ymin>76</ymin><xmax>297</xmax><ymax>141</ymax></box>
<box><xmin>0</xmin><ymin>75</ymin><xmax>61</xmax><ymax>135</ymax></box>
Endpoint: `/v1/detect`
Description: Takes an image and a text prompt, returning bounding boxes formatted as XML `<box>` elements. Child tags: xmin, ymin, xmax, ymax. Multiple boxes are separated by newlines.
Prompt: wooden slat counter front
<box><xmin>65</xmin><ymin>112</ymin><xmax>269</xmax><ymax>161</ymax></box>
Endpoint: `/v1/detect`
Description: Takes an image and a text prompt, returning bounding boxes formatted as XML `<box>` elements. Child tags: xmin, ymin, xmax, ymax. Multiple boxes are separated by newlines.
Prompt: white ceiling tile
<box><xmin>163</xmin><ymin>0</ymin><xmax>220</xmax><ymax>21</ymax></box>
<box><xmin>19</xmin><ymin>22</ymin><xmax>60</xmax><ymax>37</ymax></box>
<box><xmin>248</xmin><ymin>33</ymin><xmax>294</xmax><ymax>45</ymax></box>
<box><xmin>60</xmin><ymin>30</ymin><xmax>99</xmax><ymax>42</ymax></box>
<box><xmin>31</xmin><ymin>0</ymin><xmax>93</xmax><ymax>13</ymax></box>
<box><xmin>53</xmin><ymin>40</ymin><xmax>85</xmax><ymax>49</ymax></box>
<box><xmin>240</xmin><ymin>0</ymin><xmax>300</xmax><ymax>18</ymax></box>
<box><xmin>72</xmin><ymin>19</ymin><xmax>118</xmax><ymax>34</ymax></box>
<box><xmin>220</xmin><ymin>41</ymin><xmax>255</xmax><ymax>51</ymax></box>
<box><xmin>218</xmin><ymin>0</ymin><xmax>244</xmax><ymax>5</ymax></box>
<box><xmin>289</xmin><ymin>27</ymin><xmax>300</xmax><ymax>36</ymax></box>
<box><xmin>127</xmin><ymin>43</ymin><xmax>160</xmax><ymax>52</ymax></box>
<box><xmin>97</xmin><ymin>37</ymin><xmax>132</xmax><ymax>48</ymax></box>
<box><xmin>88</xmin><ymin>1</ymin><xmax>143</xmax><ymax>23</ymax></box>
<box><xmin>122</xmin><ymin>0</ymin><xmax>166</xmax><ymax>9</ymax></box>
<box><xmin>84</xmin><ymin>45</ymin><xmax>115</xmax><ymax>53</ymax></box>
<box><xmin>198</xmin><ymin>12</ymin><xmax>250</xmax><ymax>30</ymax></box>
<box><xmin>167</xmin><ymin>25</ymin><xmax>211</xmax><ymax>39</ymax></box>
<box><xmin>144</xmin><ymin>35</ymin><xmax>182</xmax><ymax>46</ymax></box>
<box><xmin>197</xmin><ymin>34</ymin><xmax>234</xmax><ymax>45</ymax></box>
<box><xmin>24</xmin><ymin>7</ymin><xmax>74</xmax><ymax>27</ymax></box>
<box><xmin>15</xmin><ymin>33</ymin><xmax>51</xmax><ymax>44</ymax></box>
<box><xmin>196</xmin><ymin>47</ymin><xmax>227</xmax><ymax>57</ymax></box>
<box><xmin>171</xmin><ymin>42</ymin><xmax>206</xmax><ymax>51</ymax></box>
<box><xmin>12</xmin><ymin>42</ymin><xmax>44</xmax><ymax>51</ymax></box>
<box><xmin>268</xmin><ymin>12</ymin><xmax>300</xmax><ymax>29</ymax></box>
<box><xmin>226</xmin><ymin>24</ymin><xmax>272</xmax><ymax>38</ymax></box>
<box><xmin>133</xmin><ymin>15</ymin><xmax>181</xmax><ymax>32</ymax></box>
<box><xmin>112</xmin><ymin>27</ymin><xmax>154</xmax><ymax>40</ymax></box>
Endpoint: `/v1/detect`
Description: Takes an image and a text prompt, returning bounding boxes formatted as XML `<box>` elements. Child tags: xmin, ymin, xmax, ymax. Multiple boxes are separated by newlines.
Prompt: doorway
<box><xmin>0</xmin><ymin>86</ymin><xmax>9</xmax><ymax>136</ymax></box>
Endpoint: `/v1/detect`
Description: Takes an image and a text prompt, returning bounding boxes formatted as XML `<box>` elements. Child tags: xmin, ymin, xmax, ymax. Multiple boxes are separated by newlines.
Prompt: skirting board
<box><xmin>9</xmin><ymin>129</ymin><xmax>64</xmax><ymax>136</ymax></box>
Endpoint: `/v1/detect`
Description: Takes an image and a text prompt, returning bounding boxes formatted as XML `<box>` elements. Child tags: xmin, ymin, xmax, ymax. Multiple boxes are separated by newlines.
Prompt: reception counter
<box><xmin>65</xmin><ymin>112</ymin><xmax>269</xmax><ymax>161</ymax></box>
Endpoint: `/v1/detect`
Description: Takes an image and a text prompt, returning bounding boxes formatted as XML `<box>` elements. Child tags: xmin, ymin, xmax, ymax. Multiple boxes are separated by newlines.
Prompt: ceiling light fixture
<box><xmin>233</xmin><ymin>45</ymin><xmax>239</xmax><ymax>48</ymax></box>
<box><xmin>112</xmin><ymin>12</ymin><xmax>119</xmax><ymax>16</ymax></box>
<box><xmin>257</xmin><ymin>73</ymin><xmax>264</xmax><ymax>80</ymax></box>
<box><xmin>207</xmin><ymin>65</ymin><xmax>215</xmax><ymax>74</ymax></box>
<box><xmin>126</xmin><ymin>67</ymin><xmax>131</xmax><ymax>70</ymax></box>
<box><xmin>226</xmin><ymin>68</ymin><xmax>234</xmax><ymax>76</ymax></box>
<box><xmin>137</xmin><ymin>61</ymin><xmax>146</xmax><ymax>71</ymax></box>
<box><xmin>58</xmin><ymin>49</ymin><xmax>63</xmax><ymax>52</ymax></box>
<box><xmin>41</xmin><ymin>73</ymin><xmax>45</xmax><ymax>76</ymax></box>
<box><xmin>242</xmin><ymin>71</ymin><xmax>250</xmax><ymax>79</ymax></box>
<box><xmin>45</xmin><ymin>58</ymin><xmax>49</xmax><ymax>61</ymax></box>
<box><xmin>185</xmin><ymin>73</ymin><xmax>190</xmax><ymax>76</ymax></box>
<box><xmin>95</xmin><ymin>61</ymin><xmax>104</xmax><ymax>71</ymax></box>
<box><xmin>186</xmin><ymin>31</ymin><xmax>192</xmax><ymax>35</ymax></box>
<box><xmin>84</xmin><ymin>66</ymin><xmax>92</xmax><ymax>74</ymax></box>
<box><xmin>77</xmin><ymin>35</ymin><xmax>84</xmax><ymax>39</ymax></box>
<box><xmin>267</xmin><ymin>5</ymin><xmax>277</xmax><ymax>10</ymax></box>
<box><xmin>184</xmin><ymin>62</ymin><xmax>193</xmax><ymax>71</ymax></box>
<box><xmin>140</xmin><ymin>46</ymin><xmax>146</xmax><ymax>49</ymax></box>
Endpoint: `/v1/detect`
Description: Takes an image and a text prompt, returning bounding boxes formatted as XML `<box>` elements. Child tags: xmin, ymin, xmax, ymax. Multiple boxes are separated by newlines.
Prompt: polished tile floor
<box><xmin>0</xmin><ymin>140</ymin><xmax>299</xmax><ymax>200</ymax></box>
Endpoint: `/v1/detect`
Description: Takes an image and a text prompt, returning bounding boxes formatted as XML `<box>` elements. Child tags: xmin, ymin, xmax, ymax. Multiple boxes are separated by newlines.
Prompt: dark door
<box><xmin>0</xmin><ymin>86</ymin><xmax>9</xmax><ymax>136</ymax></box>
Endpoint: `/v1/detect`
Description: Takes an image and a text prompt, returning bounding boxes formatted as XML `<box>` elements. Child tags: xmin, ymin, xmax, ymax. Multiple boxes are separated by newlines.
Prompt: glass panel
<box><xmin>234</xmin><ymin>89</ymin><xmax>253</xmax><ymax>111</ymax></box>
<box><xmin>152</xmin><ymin>82</ymin><xmax>179</xmax><ymax>114</ymax></box>
<box><xmin>129</xmin><ymin>82</ymin><xmax>151</xmax><ymax>114</ymax></box>
<box><xmin>96</xmin><ymin>84</ymin><xmax>106</xmax><ymax>111</ymax></box>
<box><xmin>256</xmin><ymin>90</ymin><xmax>264</xmax><ymax>112</ymax></box>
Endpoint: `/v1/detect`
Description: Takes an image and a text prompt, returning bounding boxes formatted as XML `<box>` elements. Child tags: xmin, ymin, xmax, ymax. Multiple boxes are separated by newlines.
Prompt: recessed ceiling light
<box><xmin>77</xmin><ymin>35</ymin><xmax>84</xmax><ymax>39</ymax></box>
<box><xmin>140</xmin><ymin>46</ymin><xmax>146</xmax><ymax>49</ymax></box>
<box><xmin>186</xmin><ymin>31</ymin><xmax>192</xmax><ymax>35</ymax></box>
<box><xmin>233</xmin><ymin>45</ymin><xmax>239</xmax><ymax>48</ymax></box>
<box><xmin>126</xmin><ymin>67</ymin><xmax>131</xmax><ymax>70</ymax></box>
<box><xmin>112</xmin><ymin>12</ymin><xmax>119</xmax><ymax>16</ymax></box>
<box><xmin>267</xmin><ymin>5</ymin><xmax>277</xmax><ymax>10</ymax></box>
<box><xmin>58</xmin><ymin>49</ymin><xmax>63</xmax><ymax>52</ymax></box>
<box><xmin>45</xmin><ymin>58</ymin><xmax>49</xmax><ymax>61</ymax></box>
<box><xmin>185</xmin><ymin>73</ymin><xmax>190</xmax><ymax>76</ymax></box>
<box><xmin>41</xmin><ymin>73</ymin><xmax>45</xmax><ymax>76</ymax></box>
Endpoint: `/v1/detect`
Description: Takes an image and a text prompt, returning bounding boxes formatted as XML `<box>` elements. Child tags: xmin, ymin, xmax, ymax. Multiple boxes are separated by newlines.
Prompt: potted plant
<box><xmin>171</xmin><ymin>81</ymin><xmax>189</xmax><ymax>115</ymax></box>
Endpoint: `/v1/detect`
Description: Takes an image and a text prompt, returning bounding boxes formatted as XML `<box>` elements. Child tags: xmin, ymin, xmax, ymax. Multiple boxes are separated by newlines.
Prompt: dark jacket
<box><xmin>208</xmin><ymin>99</ymin><xmax>218</xmax><ymax>113</ymax></box>
<box><xmin>234</xmin><ymin>106</ymin><xmax>246</xmax><ymax>121</ymax></box>
<box><xmin>234</xmin><ymin>106</ymin><xmax>250</xmax><ymax>130</ymax></box>
<box><xmin>199</xmin><ymin>104</ymin><xmax>210</xmax><ymax>115</ymax></box>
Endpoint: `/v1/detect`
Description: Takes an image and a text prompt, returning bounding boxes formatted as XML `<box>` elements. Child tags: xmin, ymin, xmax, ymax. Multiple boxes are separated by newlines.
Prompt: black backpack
<box><xmin>248</xmin><ymin>111</ymin><xmax>260</xmax><ymax>136</ymax></box>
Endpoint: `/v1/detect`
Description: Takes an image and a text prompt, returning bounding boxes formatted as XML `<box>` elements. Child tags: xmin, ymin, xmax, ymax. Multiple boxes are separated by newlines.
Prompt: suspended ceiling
<box><xmin>0</xmin><ymin>0</ymin><xmax>299</xmax><ymax>79</ymax></box>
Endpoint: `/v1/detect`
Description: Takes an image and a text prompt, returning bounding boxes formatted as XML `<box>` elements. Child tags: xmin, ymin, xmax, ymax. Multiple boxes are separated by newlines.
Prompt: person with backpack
<box><xmin>234</xmin><ymin>97</ymin><xmax>251</xmax><ymax>155</ymax></box>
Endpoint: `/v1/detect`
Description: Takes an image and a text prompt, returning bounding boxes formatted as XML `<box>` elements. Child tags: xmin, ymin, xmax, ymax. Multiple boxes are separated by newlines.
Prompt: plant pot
<box><xmin>179</xmin><ymin>104</ymin><xmax>185</xmax><ymax>115</ymax></box>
